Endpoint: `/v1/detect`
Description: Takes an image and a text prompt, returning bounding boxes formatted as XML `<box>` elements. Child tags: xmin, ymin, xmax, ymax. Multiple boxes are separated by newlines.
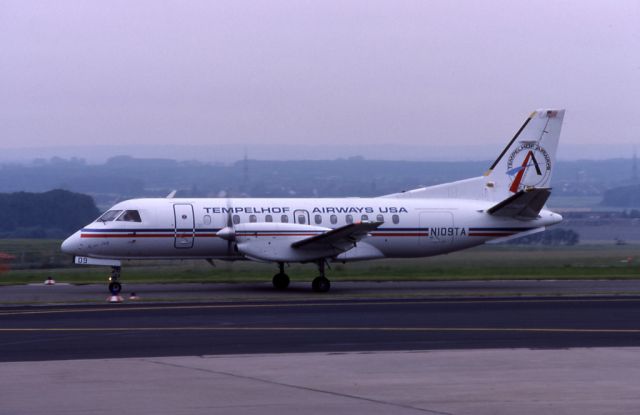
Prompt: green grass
<box><xmin>1</xmin><ymin>240</ymin><xmax>639</xmax><ymax>285</ymax></box>
<box><xmin>0</xmin><ymin>239</ymin><xmax>68</xmax><ymax>269</ymax></box>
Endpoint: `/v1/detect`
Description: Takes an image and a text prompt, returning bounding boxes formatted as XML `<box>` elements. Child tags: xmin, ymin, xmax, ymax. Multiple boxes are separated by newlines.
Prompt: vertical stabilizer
<box><xmin>381</xmin><ymin>109</ymin><xmax>565</xmax><ymax>202</ymax></box>
<box><xmin>484</xmin><ymin>109</ymin><xmax>565</xmax><ymax>198</ymax></box>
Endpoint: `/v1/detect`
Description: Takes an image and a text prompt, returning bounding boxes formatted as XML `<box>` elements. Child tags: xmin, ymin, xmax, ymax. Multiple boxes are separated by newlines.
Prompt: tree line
<box><xmin>0</xmin><ymin>189</ymin><xmax>99</xmax><ymax>238</ymax></box>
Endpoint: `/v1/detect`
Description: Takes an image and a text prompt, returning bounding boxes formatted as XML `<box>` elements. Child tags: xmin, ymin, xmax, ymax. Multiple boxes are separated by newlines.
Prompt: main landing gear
<box><xmin>108</xmin><ymin>266</ymin><xmax>122</xmax><ymax>294</ymax></box>
<box><xmin>271</xmin><ymin>261</ymin><xmax>331</xmax><ymax>293</ymax></box>
<box><xmin>272</xmin><ymin>262</ymin><xmax>290</xmax><ymax>290</ymax></box>
<box><xmin>311</xmin><ymin>260</ymin><xmax>331</xmax><ymax>293</ymax></box>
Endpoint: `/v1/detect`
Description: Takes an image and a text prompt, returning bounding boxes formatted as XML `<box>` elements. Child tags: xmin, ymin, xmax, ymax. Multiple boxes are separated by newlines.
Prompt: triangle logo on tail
<box><xmin>507</xmin><ymin>142</ymin><xmax>551</xmax><ymax>193</ymax></box>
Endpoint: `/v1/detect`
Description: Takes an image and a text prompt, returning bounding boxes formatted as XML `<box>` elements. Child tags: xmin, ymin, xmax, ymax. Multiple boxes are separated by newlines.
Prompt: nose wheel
<box><xmin>108</xmin><ymin>266</ymin><xmax>122</xmax><ymax>294</ymax></box>
<box><xmin>108</xmin><ymin>281</ymin><xmax>122</xmax><ymax>294</ymax></box>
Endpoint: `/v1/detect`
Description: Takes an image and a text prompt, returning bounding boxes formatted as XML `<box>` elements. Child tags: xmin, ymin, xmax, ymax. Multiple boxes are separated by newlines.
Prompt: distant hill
<box><xmin>0</xmin><ymin>156</ymin><xmax>637</xmax><ymax>209</ymax></box>
<box><xmin>601</xmin><ymin>184</ymin><xmax>640</xmax><ymax>207</ymax></box>
<box><xmin>0</xmin><ymin>189</ymin><xmax>99</xmax><ymax>238</ymax></box>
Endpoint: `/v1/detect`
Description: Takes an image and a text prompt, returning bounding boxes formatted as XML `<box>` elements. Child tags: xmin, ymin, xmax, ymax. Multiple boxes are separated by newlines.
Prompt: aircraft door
<box><xmin>419</xmin><ymin>211</ymin><xmax>455</xmax><ymax>246</ymax></box>
<box><xmin>174</xmin><ymin>204</ymin><xmax>195</xmax><ymax>248</ymax></box>
<box><xmin>293</xmin><ymin>209</ymin><xmax>310</xmax><ymax>225</ymax></box>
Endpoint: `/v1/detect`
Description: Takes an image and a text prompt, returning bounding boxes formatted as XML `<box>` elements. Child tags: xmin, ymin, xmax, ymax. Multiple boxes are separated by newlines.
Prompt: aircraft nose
<box><xmin>61</xmin><ymin>232</ymin><xmax>81</xmax><ymax>255</ymax></box>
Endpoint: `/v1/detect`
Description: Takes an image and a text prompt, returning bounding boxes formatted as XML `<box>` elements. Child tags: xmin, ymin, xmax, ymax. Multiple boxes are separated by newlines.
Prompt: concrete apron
<box><xmin>1</xmin><ymin>347</ymin><xmax>639</xmax><ymax>415</ymax></box>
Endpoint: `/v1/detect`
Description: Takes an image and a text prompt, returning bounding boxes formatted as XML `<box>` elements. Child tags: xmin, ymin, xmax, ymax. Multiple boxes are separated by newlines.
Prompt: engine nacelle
<box><xmin>233</xmin><ymin>222</ymin><xmax>340</xmax><ymax>262</ymax></box>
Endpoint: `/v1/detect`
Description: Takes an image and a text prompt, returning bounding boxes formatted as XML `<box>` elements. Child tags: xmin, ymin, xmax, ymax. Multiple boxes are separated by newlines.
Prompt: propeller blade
<box><xmin>225</xmin><ymin>197</ymin><xmax>235</xmax><ymax>255</ymax></box>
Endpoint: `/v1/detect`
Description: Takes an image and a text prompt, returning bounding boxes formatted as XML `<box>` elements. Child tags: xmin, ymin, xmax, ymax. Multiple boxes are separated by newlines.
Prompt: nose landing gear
<box><xmin>108</xmin><ymin>266</ymin><xmax>122</xmax><ymax>294</ymax></box>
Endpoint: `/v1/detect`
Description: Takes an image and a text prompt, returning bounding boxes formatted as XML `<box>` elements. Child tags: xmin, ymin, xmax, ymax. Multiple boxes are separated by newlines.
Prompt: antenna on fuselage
<box><xmin>166</xmin><ymin>190</ymin><xmax>177</xmax><ymax>199</ymax></box>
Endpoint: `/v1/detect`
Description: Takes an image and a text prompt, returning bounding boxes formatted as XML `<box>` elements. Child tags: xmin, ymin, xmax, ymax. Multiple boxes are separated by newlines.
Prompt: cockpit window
<box><xmin>97</xmin><ymin>210</ymin><xmax>122</xmax><ymax>222</ymax></box>
<box><xmin>117</xmin><ymin>210</ymin><xmax>142</xmax><ymax>222</ymax></box>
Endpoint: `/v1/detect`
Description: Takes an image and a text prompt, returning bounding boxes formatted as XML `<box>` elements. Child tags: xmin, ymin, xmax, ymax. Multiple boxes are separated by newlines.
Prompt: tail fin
<box><xmin>381</xmin><ymin>109</ymin><xmax>565</xmax><ymax>202</ymax></box>
<box><xmin>484</xmin><ymin>109</ymin><xmax>565</xmax><ymax>197</ymax></box>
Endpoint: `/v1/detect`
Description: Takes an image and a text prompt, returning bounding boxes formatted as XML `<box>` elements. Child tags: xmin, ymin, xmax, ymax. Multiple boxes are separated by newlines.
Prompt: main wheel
<box><xmin>108</xmin><ymin>281</ymin><xmax>122</xmax><ymax>295</ymax></box>
<box><xmin>311</xmin><ymin>276</ymin><xmax>330</xmax><ymax>293</ymax></box>
<box><xmin>272</xmin><ymin>273</ymin><xmax>290</xmax><ymax>290</ymax></box>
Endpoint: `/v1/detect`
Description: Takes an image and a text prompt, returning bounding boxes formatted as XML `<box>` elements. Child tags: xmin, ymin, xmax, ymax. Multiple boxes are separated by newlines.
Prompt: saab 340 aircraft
<box><xmin>62</xmin><ymin>109</ymin><xmax>565</xmax><ymax>293</ymax></box>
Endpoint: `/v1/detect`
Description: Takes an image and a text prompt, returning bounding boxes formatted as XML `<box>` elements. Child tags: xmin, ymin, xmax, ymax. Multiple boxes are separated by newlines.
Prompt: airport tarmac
<box><xmin>3</xmin><ymin>283</ymin><xmax>640</xmax><ymax>414</ymax></box>
<box><xmin>2</xmin><ymin>296</ymin><xmax>640</xmax><ymax>360</ymax></box>
<box><xmin>3</xmin><ymin>279</ymin><xmax>640</xmax><ymax>305</ymax></box>
<box><xmin>2</xmin><ymin>348</ymin><xmax>640</xmax><ymax>415</ymax></box>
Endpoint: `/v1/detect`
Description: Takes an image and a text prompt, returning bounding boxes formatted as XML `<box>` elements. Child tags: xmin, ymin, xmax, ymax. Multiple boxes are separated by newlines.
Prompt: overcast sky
<box><xmin>1</xmin><ymin>0</ymin><xmax>639</xmax><ymax>160</ymax></box>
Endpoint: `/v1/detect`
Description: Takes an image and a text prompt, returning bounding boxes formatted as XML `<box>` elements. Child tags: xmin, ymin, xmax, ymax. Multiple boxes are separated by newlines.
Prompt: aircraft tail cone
<box><xmin>108</xmin><ymin>295</ymin><xmax>123</xmax><ymax>303</ymax></box>
<box><xmin>44</xmin><ymin>276</ymin><xmax>56</xmax><ymax>285</ymax></box>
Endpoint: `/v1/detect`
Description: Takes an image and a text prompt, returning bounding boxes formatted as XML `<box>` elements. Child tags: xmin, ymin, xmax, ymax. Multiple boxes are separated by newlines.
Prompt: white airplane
<box><xmin>62</xmin><ymin>109</ymin><xmax>565</xmax><ymax>293</ymax></box>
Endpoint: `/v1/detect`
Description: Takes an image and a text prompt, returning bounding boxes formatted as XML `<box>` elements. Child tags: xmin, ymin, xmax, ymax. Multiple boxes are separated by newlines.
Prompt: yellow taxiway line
<box><xmin>1</xmin><ymin>297</ymin><xmax>640</xmax><ymax>317</ymax></box>
<box><xmin>1</xmin><ymin>326</ymin><xmax>640</xmax><ymax>334</ymax></box>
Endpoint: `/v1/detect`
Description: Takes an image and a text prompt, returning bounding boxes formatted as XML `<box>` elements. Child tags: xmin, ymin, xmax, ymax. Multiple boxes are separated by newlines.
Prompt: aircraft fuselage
<box><xmin>62</xmin><ymin>197</ymin><xmax>562</xmax><ymax>261</ymax></box>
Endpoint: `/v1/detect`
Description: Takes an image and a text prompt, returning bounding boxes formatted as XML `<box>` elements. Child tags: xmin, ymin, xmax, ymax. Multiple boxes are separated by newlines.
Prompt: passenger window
<box><xmin>361</xmin><ymin>214</ymin><xmax>368</xmax><ymax>221</ymax></box>
<box><xmin>392</xmin><ymin>214</ymin><xmax>400</xmax><ymax>224</ymax></box>
<box><xmin>330</xmin><ymin>214</ymin><xmax>337</xmax><ymax>225</ymax></box>
<box><xmin>376</xmin><ymin>214</ymin><xmax>384</xmax><ymax>223</ymax></box>
<box><xmin>281</xmin><ymin>215</ymin><xmax>289</xmax><ymax>223</ymax></box>
<box><xmin>203</xmin><ymin>215</ymin><xmax>212</xmax><ymax>225</ymax></box>
<box><xmin>233</xmin><ymin>214</ymin><xmax>240</xmax><ymax>225</ymax></box>
<box><xmin>249</xmin><ymin>214</ymin><xmax>257</xmax><ymax>223</ymax></box>
<box><xmin>315</xmin><ymin>214</ymin><xmax>322</xmax><ymax>224</ymax></box>
<box><xmin>97</xmin><ymin>210</ymin><xmax>122</xmax><ymax>222</ymax></box>
<box><xmin>298</xmin><ymin>215</ymin><xmax>306</xmax><ymax>224</ymax></box>
<box><xmin>346</xmin><ymin>214</ymin><xmax>353</xmax><ymax>224</ymax></box>
<box><xmin>117</xmin><ymin>210</ymin><xmax>142</xmax><ymax>222</ymax></box>
<box><xmin>265</xmin><ymin>214</ymin><xmax>273</xmax><ymax>222</ymax></box>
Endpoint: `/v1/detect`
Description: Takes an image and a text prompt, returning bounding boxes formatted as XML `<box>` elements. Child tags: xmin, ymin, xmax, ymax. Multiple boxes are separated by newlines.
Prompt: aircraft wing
<box><xmin>487</xmin><ymin>188</ymin><xmax>551</xmax><ymax>219</ymax></box>
<box><xmin>291</xmin><ymin>221</ymin><xmax>383</xmax><ymax>251</ymax></box>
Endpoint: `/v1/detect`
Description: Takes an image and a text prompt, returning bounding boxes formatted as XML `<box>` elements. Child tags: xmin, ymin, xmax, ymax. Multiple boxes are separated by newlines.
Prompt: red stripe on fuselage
<box><xmin>468</xmin><ymin>232</ymin><xmax>516</xmax><ymax>237</ymax></box>
<box><xmin>235</xmin><ymin>233</ymin><xmax>319</xmax><ymax>237</ymax></box>
<box><xmin>370</xmin><ymin>232</ymin><xmax>428</xmax><ymax>237</ymax></box>
<box><xmin>80</xmin><ymin>233</ymin><xmax>209</xmax><ymax>238</ymax></box>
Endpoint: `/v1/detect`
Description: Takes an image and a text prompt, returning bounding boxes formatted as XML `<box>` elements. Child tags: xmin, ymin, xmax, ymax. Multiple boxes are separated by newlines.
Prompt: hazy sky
<box><xmin>1</xmin><ymin>0</ymin><xmax>639</xmax><ymax>160</ymax></box>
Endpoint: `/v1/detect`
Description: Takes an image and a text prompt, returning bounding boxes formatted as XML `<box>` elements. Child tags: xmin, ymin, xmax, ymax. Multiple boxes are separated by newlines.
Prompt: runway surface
<box><xmin>4</xmin><ymin>279</ymin><xmax>640</xmax><ymax>305</ymax></box>
<box><xmin>2</xmin><ymin>296</ymin><xmax>640</xmax><ymax>362</ymax></box>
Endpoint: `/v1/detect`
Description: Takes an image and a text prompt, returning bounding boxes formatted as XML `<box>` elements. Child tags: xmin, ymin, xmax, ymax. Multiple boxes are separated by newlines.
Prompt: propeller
<box><xmin>216</xmin><ymin>195</ymin><xmax>236</xmax><ymax>256</ymax></box>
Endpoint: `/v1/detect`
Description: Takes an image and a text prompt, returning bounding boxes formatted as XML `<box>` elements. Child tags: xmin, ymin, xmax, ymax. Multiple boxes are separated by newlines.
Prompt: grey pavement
<box><xmin>2</xmin><ymin>348</ymin><xmax>639</xmax><ymax>415</ymax></box>
<box><xmin>4</xmin><ymin>279</ymin><xmax>640</xmax><ymax>305</ymax></box>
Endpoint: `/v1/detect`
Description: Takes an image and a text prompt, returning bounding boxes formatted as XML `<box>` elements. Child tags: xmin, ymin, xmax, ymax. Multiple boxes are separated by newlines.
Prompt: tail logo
<box><xmin>506</xmin><ymin>142</ymin><xmax>551</xmax><ymax>192</ymax></box>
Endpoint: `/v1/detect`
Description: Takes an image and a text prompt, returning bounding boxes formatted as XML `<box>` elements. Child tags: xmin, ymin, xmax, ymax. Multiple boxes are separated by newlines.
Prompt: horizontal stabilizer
<box><xmin>291</xmin><ymin>221</ymin><xmax>383</xmax><ymax>251</ymax></box>
<box><xmin>487</xmin><ymin>188</ymin><xmax>551</xmax><ymax>219</ymax></box>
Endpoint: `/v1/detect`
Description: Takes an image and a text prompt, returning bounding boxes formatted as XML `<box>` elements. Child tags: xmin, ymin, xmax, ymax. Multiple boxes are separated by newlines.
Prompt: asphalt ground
<box><xmin>2</xmin><ymin>296</ymin><xmax>640</xmax><ymax>362</ymax></box>
<box><xmin>4</xmin><ymin>283</ymin><xmax>640</xmax><ymax>414</ymax></box>
<box><xmin>4</xmin><ymin>279</ymin><xmax>640</xmax><ymax>305</ymax></box>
